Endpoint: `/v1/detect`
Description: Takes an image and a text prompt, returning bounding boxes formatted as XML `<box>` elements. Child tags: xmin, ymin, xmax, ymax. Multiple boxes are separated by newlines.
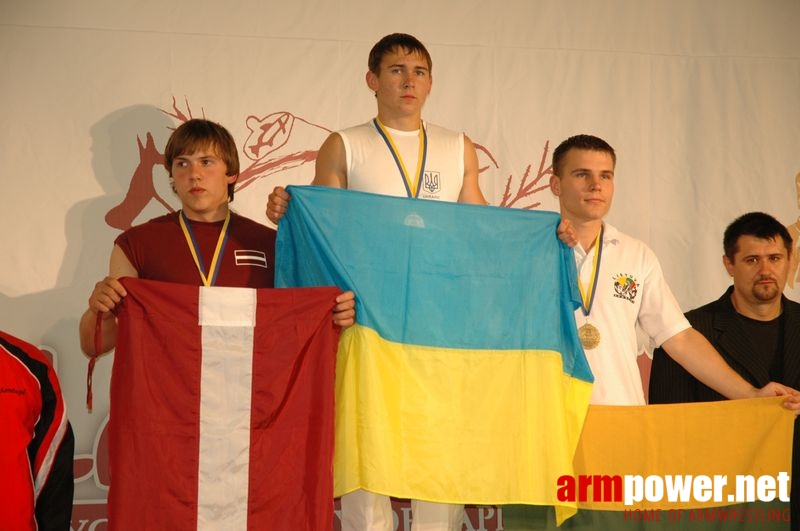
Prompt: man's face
<box><xmin>724</xmin><ymin>235</ymin><xmax>789</xmax><ymax>306</ymax></box>
<box><xmin>367</xmin><ymin>48</ymin><xmax>432</xmax><ymax>120</ymax></box>
<box><xmin>549</xmin><ymin>148</ymin><xmax>615</xmax><ymax>224</ymax></box>
<box><xmin>170</xmin><ymin>145</ymin><xmax>235</xmax><ymax>221</ymax></box>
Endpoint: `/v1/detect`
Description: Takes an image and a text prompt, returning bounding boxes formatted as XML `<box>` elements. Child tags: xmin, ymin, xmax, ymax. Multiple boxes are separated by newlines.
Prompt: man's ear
<box><xmin>366</xmin><ymin>70</ymin><xmax>379</xmax><ymax>93</ymax></box>
<box><xmin>550</xmin><ymin>174</ymin><xmax>561</xmax><ymax>196</ymax></box>
<box><xmin>722</xmin><ymin>254</ymin><xmax>734</xmax><ymax>277</ymax></box>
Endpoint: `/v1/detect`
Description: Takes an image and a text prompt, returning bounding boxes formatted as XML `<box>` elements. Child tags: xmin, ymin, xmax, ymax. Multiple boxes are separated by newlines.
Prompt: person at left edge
<box><xmin>78</xmin><ymin>118</ymin><xmax>354</xmax><ymax>357</ymax></box>
<box><xmin>1</xmin><ymin>329</ymin><xmax>75</xmax><ymax>531</ymax></box>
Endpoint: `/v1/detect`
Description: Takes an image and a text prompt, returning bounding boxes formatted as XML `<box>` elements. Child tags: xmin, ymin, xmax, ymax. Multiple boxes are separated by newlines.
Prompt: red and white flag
<box><xmin>108</xmin><ymin>278</ymin><xmax>340</xmax><ymax>531</ymax></box>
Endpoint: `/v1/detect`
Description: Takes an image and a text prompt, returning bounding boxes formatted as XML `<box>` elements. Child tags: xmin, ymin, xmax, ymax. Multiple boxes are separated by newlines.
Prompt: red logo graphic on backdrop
<box><xmin>499</xmin><ymin>140</ymin><xmax>555</xmax><ymax>209</ymax></box>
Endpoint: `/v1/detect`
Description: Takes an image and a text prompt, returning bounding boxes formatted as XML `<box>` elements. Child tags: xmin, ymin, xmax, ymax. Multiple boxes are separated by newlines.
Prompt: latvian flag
<box><xmin>107</xmin><ymin>278</ymin><xmax>340</xmax><ymax>530</ymax></box>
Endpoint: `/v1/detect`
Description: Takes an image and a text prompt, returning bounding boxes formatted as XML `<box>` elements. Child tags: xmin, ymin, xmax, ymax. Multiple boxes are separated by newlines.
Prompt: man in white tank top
<box><xmin>268</xmin><ymin>34</ymin><xmax>485</xmax><ymax>206</ymax></box>
<box><xmin>267</xmin><ymin>33</ymin><xmax>486</xmax><ymax>531</ymax></box>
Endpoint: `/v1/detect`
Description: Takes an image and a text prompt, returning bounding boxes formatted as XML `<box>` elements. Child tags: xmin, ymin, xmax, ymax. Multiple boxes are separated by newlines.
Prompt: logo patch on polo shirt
<box><xmin>612</xmin><ymin>273</ymin><xmax>638</xmax><ymax>303</ymax></box>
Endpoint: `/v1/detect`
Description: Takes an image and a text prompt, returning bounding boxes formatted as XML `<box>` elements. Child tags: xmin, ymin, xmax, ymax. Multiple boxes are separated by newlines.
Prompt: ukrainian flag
<box><xmin>275</xmin><ymin>185</ymin><xmax>593</xmax><ymax>523</ymax></box>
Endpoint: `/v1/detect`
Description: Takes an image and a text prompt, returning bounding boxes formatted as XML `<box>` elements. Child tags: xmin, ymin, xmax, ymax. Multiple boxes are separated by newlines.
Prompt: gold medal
<box><xmin>578</xmin><ymin>322</ymin><xmax>601</xmax><ymax>350</ymax></box>
<box><xmin>576</xmin><ymin>225</ymin><xmax>604</xmax><ymax>350</ymax></box>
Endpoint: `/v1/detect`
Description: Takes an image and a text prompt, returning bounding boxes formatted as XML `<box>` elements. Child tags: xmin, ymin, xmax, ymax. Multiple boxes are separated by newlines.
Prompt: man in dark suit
<box><xmin>649</xmin><ymin>211</ymin><xmax>799</xmax><ymax>529</ymax></box>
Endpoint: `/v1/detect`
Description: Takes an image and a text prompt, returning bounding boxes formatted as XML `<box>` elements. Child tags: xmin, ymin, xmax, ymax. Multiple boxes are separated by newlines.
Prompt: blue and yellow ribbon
<box><xmin>372</xmin><ymin>118</ymin><xmax>428</xmax><ymax>198</ymax></box>
<box><xmin>178</xmin><ymin>210</ymin><xmax>231</xmax><ymax>287</ymax></box>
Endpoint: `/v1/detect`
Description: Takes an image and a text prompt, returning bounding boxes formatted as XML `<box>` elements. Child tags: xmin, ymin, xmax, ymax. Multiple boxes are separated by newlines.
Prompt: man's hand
<box><xmin>557</xmin><ymin>218</ymin><xmax>578</xmax><ymax>247</ymax></box>
<box><xmin>266</xmin><ymin>186</ymin><xmax>291</xmax><ymax>224</ymax></box>
<box><xmin>754</xmin><ymin>382</ymin><xmax>800</xmax><ymax>413</ymax></box>
<box><xmin>333</xmin><ymin>291</ymin><xmax>356</xmax><ymax>328</ymax></box>
<box><xmin>88</xmin><ymin>276</ymin><xmax>128</xmax><ymax>315</ymax></box>
<box><xmin>80</xmin><ymin>276</ymin><xmax>127</xmax><ymax>357</ymax></box>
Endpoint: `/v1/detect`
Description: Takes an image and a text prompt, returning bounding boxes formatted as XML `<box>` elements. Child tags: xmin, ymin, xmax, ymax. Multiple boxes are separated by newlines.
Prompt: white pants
<box><xmin>340</xmin><ymin>489</ymin><xmax>464</xmax><ymax>531</ymax></box>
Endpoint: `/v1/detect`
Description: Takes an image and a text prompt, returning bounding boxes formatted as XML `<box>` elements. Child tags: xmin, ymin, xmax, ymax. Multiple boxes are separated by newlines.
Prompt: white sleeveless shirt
<box><xmin>338</xmin><ymin>120</ymin><xmax>464</xmax><ymax>201</ymax></box>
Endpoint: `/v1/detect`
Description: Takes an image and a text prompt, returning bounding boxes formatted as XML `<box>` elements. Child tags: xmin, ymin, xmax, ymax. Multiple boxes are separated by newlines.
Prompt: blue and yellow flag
<box><xmin>275</xmin><ymin>185</ymin><xmax>593</xmax><ymax>523</ymax></box>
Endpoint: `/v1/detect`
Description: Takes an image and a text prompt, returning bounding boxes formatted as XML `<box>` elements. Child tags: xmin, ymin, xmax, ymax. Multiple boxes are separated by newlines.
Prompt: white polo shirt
<box><xmin>574</xmin><ymin>223</ymin><xmax>690</xmax><ymax>405</ymax></box>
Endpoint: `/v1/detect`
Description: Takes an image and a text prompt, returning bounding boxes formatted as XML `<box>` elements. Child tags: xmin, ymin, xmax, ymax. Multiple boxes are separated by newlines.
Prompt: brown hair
<box><xmin>552</xmin><ymin>134</ymin><xmax>616</xmax><ymax>177</ymax></box>
<box><xmin>368</xmin><ymin>33</ymin><xmax>432</xmax><ymax>74</ymax></box>
<box><xmin>164</xmin><ymin>119</ymin><xmax>239</xmax><ymax>202</ymax></box>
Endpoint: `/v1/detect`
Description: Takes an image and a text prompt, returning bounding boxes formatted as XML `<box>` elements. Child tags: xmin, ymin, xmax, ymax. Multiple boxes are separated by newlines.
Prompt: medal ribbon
<box><xmin>178</xmin><ymin>210</ymin><xmax>231</xmax><ymax>287</ymax></box>
<box><xmin>577</xmin><ymin>224</ymin><xmax>604</xmax><ymax>317</ymax></box>
<box><xmin>372</xmin><ymin>118</ymin><xmax>428</xmax><ymax>198</ymax></box>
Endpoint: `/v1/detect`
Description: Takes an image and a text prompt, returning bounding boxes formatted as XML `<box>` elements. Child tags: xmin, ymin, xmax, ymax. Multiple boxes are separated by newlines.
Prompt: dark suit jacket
<box><xmin>649</xmin><ymin>285</ymin><xmax>800</xmax><ymax>401</ymax></box>
<box><xmin>649</xmin><ymin>285</ymin><xmax>800</xmax><ymax>529</ymax></box>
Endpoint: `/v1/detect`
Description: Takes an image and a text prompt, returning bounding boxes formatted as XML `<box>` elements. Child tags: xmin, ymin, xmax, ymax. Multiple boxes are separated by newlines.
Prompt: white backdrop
<box><xmin>2</xmin><ymin>1</ymin><xmax>799</xmax><ymax>528</ymax></box>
